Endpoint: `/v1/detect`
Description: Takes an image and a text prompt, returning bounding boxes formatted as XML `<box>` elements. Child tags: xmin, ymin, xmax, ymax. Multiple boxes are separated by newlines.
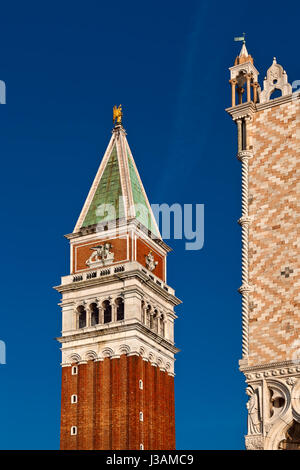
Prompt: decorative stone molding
<box><xmin>260</xmin><ymin>58</ymin><xmax>292</xmax><ymax>103</ymax></box>
<box><xmin>157</xmin><ymin>357</ymin><xmax>163</xmax><ymax>367</ymax></box>
<box><xmin>61</xmin><ymin>342</ymin><xmax>175</xmax><ymax>373</ymax></box>
<box><xmin>287</xmin><ymin>377</ymin><xmax>297</xmax><ymax>386</ymax></box>
<box><xmin>68</xmin><ymin>353</ymin><xmax>81</xmax><ymax>363</ymax></box>
<box><xmin>238</xmin><ymin>284</ymin><xmax>253</xmax><ymax>295</ymax></box>
<box><xmin>225</xmin><ymin>101</ymin><xmax>256</xmax><ymax>121</ymax></box>
<box><xmin>242</xmin><ymin>360</ymin><xmax>300</xmax><ymax>376</ymax></box>
<box><xmin>237</xmin><ymin>149</ymin><xmax>253</xmax><ymax>161</ymax></box>
<box><xmin>84</xmin><ymin>350</ymin><xmax>97</xmax><ymax>361</ymax></box>
<box><xmin>102</xmin><ymin>347</ymin><xmax>114</xmax><ymax>358</ymax></box>
<box><xmin>238</xmin><ymin>216</ymin><xmax>252</xmax><ymax>228</ymax></box>
<box><xmin>148</xmin><ymin>352</ymin><xmax>154</xmax><ymax>362</ymax></box>
<box><xmin>118</xmin><ymin>344</ymin><xmax>131</xmax><ymax>355</ymax></box>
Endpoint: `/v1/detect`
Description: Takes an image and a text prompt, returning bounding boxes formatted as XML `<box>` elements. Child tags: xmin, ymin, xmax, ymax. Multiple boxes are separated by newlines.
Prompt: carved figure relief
<box><xmin>86</xmin><ymin>243</ymin><xmax>114</xmax><ymax>267</ymax></box>
<box><xmin>145</xmin><ymin>251</ymin><xmax>158</xmax><ymax>272</ymax></box>
<box><xmin>246</xmin><ymin>387</ymin><xmax>261</xmax><ymax>435</ymax></box>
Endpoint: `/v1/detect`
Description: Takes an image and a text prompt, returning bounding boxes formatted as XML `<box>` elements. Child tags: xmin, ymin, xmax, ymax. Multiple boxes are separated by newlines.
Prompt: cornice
<box><xmin>56</xmin><ymin>321</ymin><xmax>179</xmax><ymax>355</ymax></box>
<box><xmin>225</xmin><ymin>101</ymin><xmax>256</xmax><ymax>120</ymax></box>
<box><xmin>65</xmin><ymin>219</ymin><xmax>172</xmax><ymax>253</ymax></box>
<box><xmin>240</xmin><ymin>359</ymin><xmax>300</xmax><ymax>375</ymax></box>
<box><xmin>225</xmin><ymin>93</ymin><xmax>299</xmax><ymax>120</ymax></box>
<box><xmin>54</xmin><ymin>266</ymin><xmax>181</xmax><ymax>307</ymax></box>
<box><xmin>256</xmin><ymin>92</ymin><xmax>299</xmax><ymax>111</ymax></box>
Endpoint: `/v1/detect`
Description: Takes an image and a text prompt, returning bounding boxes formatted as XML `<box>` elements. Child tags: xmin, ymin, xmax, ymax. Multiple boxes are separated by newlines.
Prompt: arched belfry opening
<box><xmin>90</xmin><ymin>303</ymin><xmax>99</xmax><ymax>326</ymax></box>
<box><xmin>229</xmin><ymin>42</ymin><xmax>260</xmax><ymax>107</ymax></box>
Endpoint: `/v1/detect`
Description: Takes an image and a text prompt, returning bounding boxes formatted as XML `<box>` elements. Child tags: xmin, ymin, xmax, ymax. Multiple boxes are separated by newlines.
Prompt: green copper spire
<box><xmin>82</xmin><ymin>144</ymin><xmax>125</xmax><ymax>227</ymax></box>
<box><xmin>74</xmin><ymin>124</ymin><xmax>161</xmax><ymax>238</ymax></box>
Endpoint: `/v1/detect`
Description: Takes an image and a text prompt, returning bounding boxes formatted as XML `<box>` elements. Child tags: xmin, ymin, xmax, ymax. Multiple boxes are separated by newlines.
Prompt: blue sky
<box><xmin>0</xmin><ymin>0</ymin><xmax>299</xmax><ymax>450</ymax></box>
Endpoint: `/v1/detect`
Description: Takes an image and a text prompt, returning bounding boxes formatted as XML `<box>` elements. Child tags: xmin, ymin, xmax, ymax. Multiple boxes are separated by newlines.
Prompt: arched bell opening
<box><xmin>90</xmin><ymin>303</ymin><xmax>99</xmax><ymax>326</ymax></box>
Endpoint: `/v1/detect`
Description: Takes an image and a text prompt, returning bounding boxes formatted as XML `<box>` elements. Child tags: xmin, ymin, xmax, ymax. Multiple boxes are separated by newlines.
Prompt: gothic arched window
<box><xmin>116</xmin><ymin>297</ymin><xmax>124</xmax><ymax>321</ymax></box>
<box><xmin>90</xmin><ymin>303</ymin><xmax>99</xmax><ymax>326</ymax></box>
<box><xmin>78</xmin><ymin>305</ymin><xmax>86</xmax><ymax>329</ymax></box>
<box><xmin>103</xmin><ymin>300</ymin><xmax>112</xmax><ymax>324</ymax></box>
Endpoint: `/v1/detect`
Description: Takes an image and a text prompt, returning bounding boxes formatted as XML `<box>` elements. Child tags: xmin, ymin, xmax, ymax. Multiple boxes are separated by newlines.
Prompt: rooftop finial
<box><xmin>113</xmin><ymin>104</ymin><xmax>123</xmax><ymax>126</ymax></box>
<box><xmin>233</xmin><ymin>33</ymin><xmax>253</xmax><ymax>65</ymax></box>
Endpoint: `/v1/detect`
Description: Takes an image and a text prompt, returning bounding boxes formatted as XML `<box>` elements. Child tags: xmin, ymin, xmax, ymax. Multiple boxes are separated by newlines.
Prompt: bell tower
<box><xmin>55</xmin><ymin>108</ymin><xmax>180</xmax><ymax>450</ymax></box>
<box><xmin>227</xmin><ymin>43</ymin><xmax>300</xmax><ymax>450</ymax></box>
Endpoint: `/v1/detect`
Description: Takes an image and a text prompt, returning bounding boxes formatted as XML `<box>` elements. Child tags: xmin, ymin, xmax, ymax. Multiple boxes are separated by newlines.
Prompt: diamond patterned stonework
<box><xmin>227</xmin><ymin>46</ymin><xmax>300</xmax><ymax>450</ymax></box>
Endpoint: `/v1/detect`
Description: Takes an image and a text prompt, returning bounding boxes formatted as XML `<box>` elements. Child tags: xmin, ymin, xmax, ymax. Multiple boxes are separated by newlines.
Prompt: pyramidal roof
<box><xmin>74</xmin><ymin>124</ymin><xmax>161</xmax><ymax>238</ymax></box>
<box><xmin>234</xmin><ymin>42</ymin><xmax>254</xmax><ymax>66</ymax></box>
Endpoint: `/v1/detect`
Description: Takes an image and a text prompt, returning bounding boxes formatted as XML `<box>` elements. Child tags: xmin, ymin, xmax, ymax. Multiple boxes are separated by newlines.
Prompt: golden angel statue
<box><xmin>113</xmin><ymin>105</ymin><xmax>123</xmax><ymax>125</ymax></box>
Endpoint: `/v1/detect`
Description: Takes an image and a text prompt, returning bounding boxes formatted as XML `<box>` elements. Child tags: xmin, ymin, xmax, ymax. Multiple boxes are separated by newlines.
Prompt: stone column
<box><xmin>112</xmin><ymin>302</ymin><xmax>117</xmax><ymax>322</ymax></box>
<box><xmin>229</xmin><ymin>79</ymin><xmax>237</xmax><ymax>107</ymax></box>
<box><xmin>252</xmin><ymin>82</ymin><xmax>259</xmax><ymax>103</ymax></box>
<box><xmin>237</xmin><ymin>149</ymin><xmax>253</xmax><ymax>358</ymax></box>
<box><xmin>237</xmin><ymin>119</ymin><xmax>242</xmax><ymax>153</ymax></box>
<box><xmin>246</xmin><ymin>74</ymin><xmax>252</xmax><ymax>102</ymax></box>
<box><xmin>86</xmin><ymin>304</ymin><xmax>91</xmax><ymax>328</ymax></box>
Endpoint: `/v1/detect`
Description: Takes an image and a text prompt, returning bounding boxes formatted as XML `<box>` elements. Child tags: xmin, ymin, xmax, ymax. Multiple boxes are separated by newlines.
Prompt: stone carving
<box><xmin>86</xmin><ymin>243</ymin><xmax>114</xmax><ymax>267</ymax></box>
<box><xmin>243</xmin><ymin>375</ymin><xmax>300</xmax><ymax>449</ymax></box>
<box><xmin>278</xmin><ymin>421</ymin><xmax>300</xmax><ymax>450</ymax></box>
<box><xmin>287</xmin><ymin>377</ymin><xmax>297</xmax><ymax>386</ymax></box>
<box><xmin>246</xmin><ymin>387</ymin><xmax>261</xmax><ymax>434</ymax></box>
<box><xmin>268</xmin><ymin>381</ymin><xmax>289</xmax><ymax>421</ymax></box>
<box><xmin>245</xmin><ymin>435</ymin><xmax>264</xmax><ymax>450</ymax></box>
<box><xmin>260</xmin><ymin>58</ymin><xmax>292</xmax><ymax>103</ymax></box>
<box><xmin>145</xmin><ymin>251</ymin><xmax>158</xmax><ymax>272</ymax></box>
